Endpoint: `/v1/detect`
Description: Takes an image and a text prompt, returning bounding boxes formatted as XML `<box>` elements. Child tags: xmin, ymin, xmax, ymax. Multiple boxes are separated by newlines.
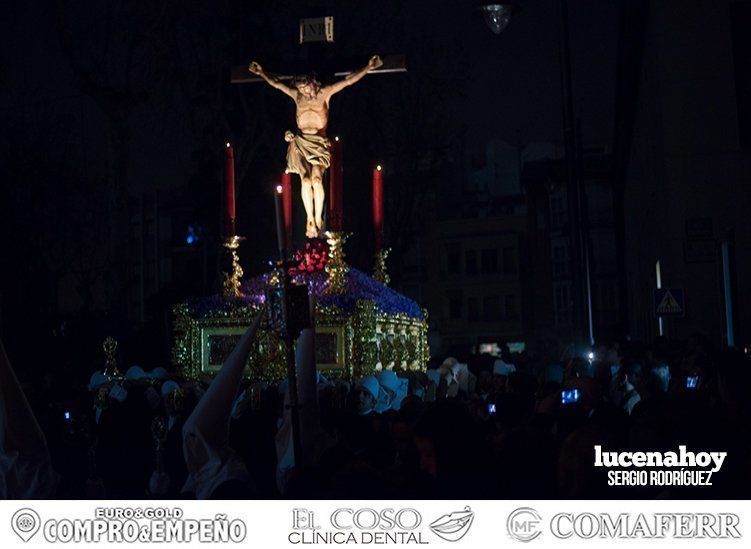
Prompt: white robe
<box><xmin>0</xmin><ymin>340</ymin><xmax>58</xmax><ymax>498</ymax></box>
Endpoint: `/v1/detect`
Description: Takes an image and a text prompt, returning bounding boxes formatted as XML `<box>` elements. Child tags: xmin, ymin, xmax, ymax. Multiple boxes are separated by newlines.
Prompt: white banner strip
<box><xmin>2</xmin><ymin>500</ymin><xmax>750</xmax><ymax>548</ymax></box>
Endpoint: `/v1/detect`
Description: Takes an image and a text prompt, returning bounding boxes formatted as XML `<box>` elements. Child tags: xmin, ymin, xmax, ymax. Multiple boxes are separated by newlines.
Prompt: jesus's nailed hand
<box><xmin>368</xmin><ymin>55</ymin><xmax>383</xmax><ymax>70</ymax></box>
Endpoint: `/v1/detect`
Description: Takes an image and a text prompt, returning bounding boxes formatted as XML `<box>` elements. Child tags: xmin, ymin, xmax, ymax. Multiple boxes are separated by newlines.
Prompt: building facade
<box><xmin>617</xmin><ymin>0</ymin><xmax>751</xmax><ymax>346</ymax></box>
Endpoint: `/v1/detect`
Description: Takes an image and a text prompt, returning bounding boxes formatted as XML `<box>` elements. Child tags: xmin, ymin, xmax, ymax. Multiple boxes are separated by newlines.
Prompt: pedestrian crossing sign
<box><xmin>654</xmin><ymin>288</ymin><xmax>685</xmax><ymax>317</ymax></box>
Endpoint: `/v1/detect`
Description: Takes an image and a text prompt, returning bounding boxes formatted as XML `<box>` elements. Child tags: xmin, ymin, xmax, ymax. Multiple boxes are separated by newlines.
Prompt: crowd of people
<box><xmin>2</xmin><ymin>318</ymin><xmax>751</xmax><ymax>500</ymax></box>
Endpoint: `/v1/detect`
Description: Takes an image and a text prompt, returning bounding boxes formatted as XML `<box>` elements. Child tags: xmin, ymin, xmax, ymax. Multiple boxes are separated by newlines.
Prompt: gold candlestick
<box><xmin>222</xmin><ymin>235</ymin><xmax>245</xmax><ymax>297</ymax></box>
<box><xmin>324</xmin><ymin>231</ymin><xmax>351</xmax><ymax>294</ymax></box>
<box><xmin>268</xmin><ymin>262</ymin><xmax>283</xmax><ymax>288</ymax></box>
<box><xmin>373</xmin><ymin>247</ymin><xmax>391</xmax><ymax>286</ymax></box>
<box><xmin>102</xmin><ymin>336</ymin><xmax>122</xmax><ymax>379</ymax></box>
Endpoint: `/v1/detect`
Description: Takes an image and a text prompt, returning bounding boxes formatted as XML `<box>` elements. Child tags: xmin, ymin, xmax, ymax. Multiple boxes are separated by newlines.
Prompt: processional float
<box><xmin>171</xmin><ymin>51</ymin><xmax>428</xmax><ymax>382</ymax></box>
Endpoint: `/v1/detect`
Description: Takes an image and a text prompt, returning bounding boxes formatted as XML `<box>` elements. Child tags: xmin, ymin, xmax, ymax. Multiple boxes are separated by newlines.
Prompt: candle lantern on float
<box><xmin>372</xmin><ymin>165</ymin><xmax>390</xmax><ymax>285</ymax></box>
<box><xmin>281</xmin><ymin>172</ymin><xmax>293</xmax><ymax>250</ymax></box>
<box><xmin>102</xmin><ymin>336</ymin><xmax>122</xmax><ymax>379</ymax></box>
<box><xmin>222</xmin><ymin>143</ymin><xmax>244</xmax><ymax>297</ymax></box>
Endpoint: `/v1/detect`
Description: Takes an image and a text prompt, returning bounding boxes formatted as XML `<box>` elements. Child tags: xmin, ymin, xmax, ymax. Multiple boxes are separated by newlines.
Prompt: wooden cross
<box><xmin>232</xmin><ymin>14</ymin><xmax>404</xmax><ymax>83</ymax></box>
<box><xmin>230</xmin><ymin>54</ymin><xmax>406</xmax><ymax>85</ymax></box>
<box><xmin>228</xmin><ymin>17</ymin><xmax>406</xmax><ymax>239</ymax></box>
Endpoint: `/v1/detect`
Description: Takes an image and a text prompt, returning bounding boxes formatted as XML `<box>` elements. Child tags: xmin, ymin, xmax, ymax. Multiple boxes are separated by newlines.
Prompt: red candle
<box><xmin>274</xmin><ymin>185</ymin><xmax>286</xmax><ymax>259</ymax></box>
<box><xmin>372</xmin><ymin>165</ymin><xmax>384</xmax><ymax>250</ymax></box>
<box><xmin>224</xmin><ymin>143</ymin><xmax>236</xmax><ymax>236</ymax></box>
<box><xmin>282</xmin><ymin>171</ymin><xmax>293</xmax><ymax>250</ymax></box>
<box><xmin>328</xmin><ymin>137</ymin><xmax>343</xmax><ymax>231</ymax></box>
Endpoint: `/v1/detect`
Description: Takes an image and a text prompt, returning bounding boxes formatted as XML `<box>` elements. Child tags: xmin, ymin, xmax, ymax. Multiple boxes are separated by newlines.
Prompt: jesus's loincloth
<box><xmin>286</xmin><ymin>133</ymin><xmax>331</xmax><ymax>175</ymax></box>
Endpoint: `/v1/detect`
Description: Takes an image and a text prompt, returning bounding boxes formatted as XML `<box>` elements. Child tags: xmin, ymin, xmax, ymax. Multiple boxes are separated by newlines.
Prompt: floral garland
<box><xmin>185</xmin><ymin>240</ymin><xmax>424</xmax><ymax>320</ymax></box>
<box><xmin>289</xmin><ymin>239</ymin><xmax>328</xmax><ymax>275</ymax></box>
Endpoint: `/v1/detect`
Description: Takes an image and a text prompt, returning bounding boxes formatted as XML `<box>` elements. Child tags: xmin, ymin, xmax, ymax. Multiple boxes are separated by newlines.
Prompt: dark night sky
<box><xmin>460</xmin><ymin>0</ymin><xmax>619</xmax><ymax>149</ymax></box>
<box><xmin>1</xmin><ymin>0</ymin><xmax>619</xmax><ymax>187</ymax></box>
<box><xmin>0</xmin><ymin>0</ymin><xmax>621</xmax><ymax>347</ymax></box>
<box><xmin>0</xmin><ymin>0</ymin><xmax>624</xmax><ymax>378</ymax></box>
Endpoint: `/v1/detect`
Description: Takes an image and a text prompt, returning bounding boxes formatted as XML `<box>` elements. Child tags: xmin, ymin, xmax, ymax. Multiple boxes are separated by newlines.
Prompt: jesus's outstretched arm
<box><xmin>248</xmin><ymin>61</ymin><xmax>296</xmax><ymax>99</ymax></box>
<box><xmin>324</xmin><ymin>55</ymin><xmax>383</xmax><ymax>97</ymax></box>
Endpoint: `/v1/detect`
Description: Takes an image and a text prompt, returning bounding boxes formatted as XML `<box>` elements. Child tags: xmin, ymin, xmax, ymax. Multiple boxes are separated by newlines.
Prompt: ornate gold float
<box><xmin>172</xmin><ymin>265</ymin><xmax>428</xmax><ymax>382</ymax></box>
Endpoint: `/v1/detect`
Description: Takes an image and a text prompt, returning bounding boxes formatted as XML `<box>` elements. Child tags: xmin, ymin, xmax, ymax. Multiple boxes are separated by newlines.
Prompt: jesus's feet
<box><xmin>306</xmin><ymin>219</ymin><xmax>318</xmax><ymax>238</ymax></box>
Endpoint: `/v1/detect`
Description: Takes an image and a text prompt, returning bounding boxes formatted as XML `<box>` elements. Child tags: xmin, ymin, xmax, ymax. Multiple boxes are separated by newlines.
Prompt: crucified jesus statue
<box><xmin>248</xmin><ymin>55</ymin><xmax>384</xmax><ymax>238</ymax></box>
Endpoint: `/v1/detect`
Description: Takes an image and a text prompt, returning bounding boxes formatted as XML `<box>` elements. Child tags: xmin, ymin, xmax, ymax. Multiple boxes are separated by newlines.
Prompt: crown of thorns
<box><xmin>293</xmin><ymin>73</ymin><xmax>320</xmax><ymax>86</ymax></box>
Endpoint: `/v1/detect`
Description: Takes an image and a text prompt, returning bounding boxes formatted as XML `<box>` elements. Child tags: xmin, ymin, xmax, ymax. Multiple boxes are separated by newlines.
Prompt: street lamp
<box><xmin>480</xmin><ymin>3</ymin><xmax>516</xmax><ymax>35</ymax></box>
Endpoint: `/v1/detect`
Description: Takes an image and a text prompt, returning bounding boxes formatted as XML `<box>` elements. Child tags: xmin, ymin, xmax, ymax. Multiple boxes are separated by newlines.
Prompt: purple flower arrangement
<box><xmin>185</xmin><ymin>268</ymin><xmax>423</xmax><ymax>320</ymax></box>
<box><xmin>322</xmin><ymin>268</ymin><xmax>424</xmax><ymax>318</ymax></box>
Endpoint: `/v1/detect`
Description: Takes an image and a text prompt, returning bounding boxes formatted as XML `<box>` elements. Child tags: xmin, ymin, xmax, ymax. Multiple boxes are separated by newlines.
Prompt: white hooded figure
<box><xmin>652</xmin><ymin>364</ymin><xmax>671</xmax><ymax>393</ymax></box>
<box><xmin>0</xmin><ymin>339</ymin><xmax>58</xmax><ymax>498</ymax></box>
<box><xmin>161</xmin><ymin>380</ymin><xmax>181</xmax><ymax>399</ymax></box>
<box><xmin>377</xmin><ymin>370</ymin><xmax>409</xmax><ymax>412</ymax></box>
<box><xmin>450</xmin><ymin>362</ymin><xmax>476</xmax><ymax>395</ymax></box>
<box><xmin>125</xmin><ymin>365</ymin><xmax>147</xmax><ymax>381</ymax></box>
<box><xmin>181</xmin><ymin>314</ymin><xmax>264</xmax><ymax>499</ymax></box>
<box><xmin>88</xmin><ymin>370</ymin><xmax>110</xmax><ymax>391</ymax></box>
<box><xmin>493</xmin><ymin>358</ymin><xmax>516</xmax><ymax>377</ymax></box>
<box><xmin>425</xmin><ymin>369</ymin><xmax>442</xmax><ymax>401</ymax></box>
<box><xmin>426</xmin><ymin>369</ymin><xmax>442</xmax><ymax>387</ymax></box>
<box><xmin>440</xmin><ymin>357</ymin><xmax>458</xmax><ymax>373</ymax></box>
<box><xmin>609</xmin><ymin>369</ymin><xmax>640</xmax><ymax>415</ymax></box>
<box><xmin>150</xmin><ymin>367</ymin><xmax>169</xmax><ymax>379</ymax></box>
<box><xmin>356</xmin><ymin>375</ymin><xmax>388</xmax><ymax>415</ymax></box>
<box><xmin>438</xmin><ymin>358</ymin><xmax>460</xmax><ymax>397</ymax></box>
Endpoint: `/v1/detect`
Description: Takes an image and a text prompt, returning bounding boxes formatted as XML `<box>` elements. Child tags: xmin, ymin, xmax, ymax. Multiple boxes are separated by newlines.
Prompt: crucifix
<box><xmin>231</xmin><ymin>17</ymin><xmax>406</xmax><ymax>239</ymax></box>
<box><xmin>249</xmin><ymin>55</ymin><xmax>381</xmax><ymax>238</ymax></box>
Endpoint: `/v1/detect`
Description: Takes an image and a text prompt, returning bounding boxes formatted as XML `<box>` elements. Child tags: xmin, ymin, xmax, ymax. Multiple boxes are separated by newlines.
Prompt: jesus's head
<box><xmin>293</xmin><ymin>74</ymin><xmax>321</xmax><ymax>97</ymax></box>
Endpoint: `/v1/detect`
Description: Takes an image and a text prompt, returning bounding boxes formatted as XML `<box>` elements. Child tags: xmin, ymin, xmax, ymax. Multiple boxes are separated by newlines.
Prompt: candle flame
<box><xmin>334</xmin><ymin>136</ymin><xmax>340</xmax><ymax>142</ymax></box>
<box><xmin>275</xmin><ymin>184</ymin><xmax>283</xmax><ymax>194</ymax></box>
<box><xmin>376</xmin><ymin>165</ymin><xmax>382</xmax><ymax>171</ymax></box>
<box><xmin>226</xmin><ymin>142</ymin><xmax>231</xmax><ymax>148</ymax></box>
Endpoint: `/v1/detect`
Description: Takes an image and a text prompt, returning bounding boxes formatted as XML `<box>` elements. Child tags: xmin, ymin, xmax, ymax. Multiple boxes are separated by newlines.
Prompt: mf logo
<box><xmin>507</xmin><ymin>507</ymin><xmax>542</xmax><ymax>542</ymax></box>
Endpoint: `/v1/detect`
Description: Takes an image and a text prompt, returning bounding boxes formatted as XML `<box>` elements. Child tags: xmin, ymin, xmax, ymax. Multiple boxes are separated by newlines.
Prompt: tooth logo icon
<box><xmin>429</xmin><ymin>506</ymin><xmax>475</xmax><ymax>542</ymax></box>
<box><xmin>12</xmin><ymin>508</ymin><xmax>40</xmax><ymax>542</ymax></box>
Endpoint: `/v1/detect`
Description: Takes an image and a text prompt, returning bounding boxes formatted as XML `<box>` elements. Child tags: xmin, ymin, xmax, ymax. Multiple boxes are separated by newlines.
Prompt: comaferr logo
<box><xmin>550</xmin><ymin>513</ymin><xmax>741</xmax><ymax>539</ymax></box>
